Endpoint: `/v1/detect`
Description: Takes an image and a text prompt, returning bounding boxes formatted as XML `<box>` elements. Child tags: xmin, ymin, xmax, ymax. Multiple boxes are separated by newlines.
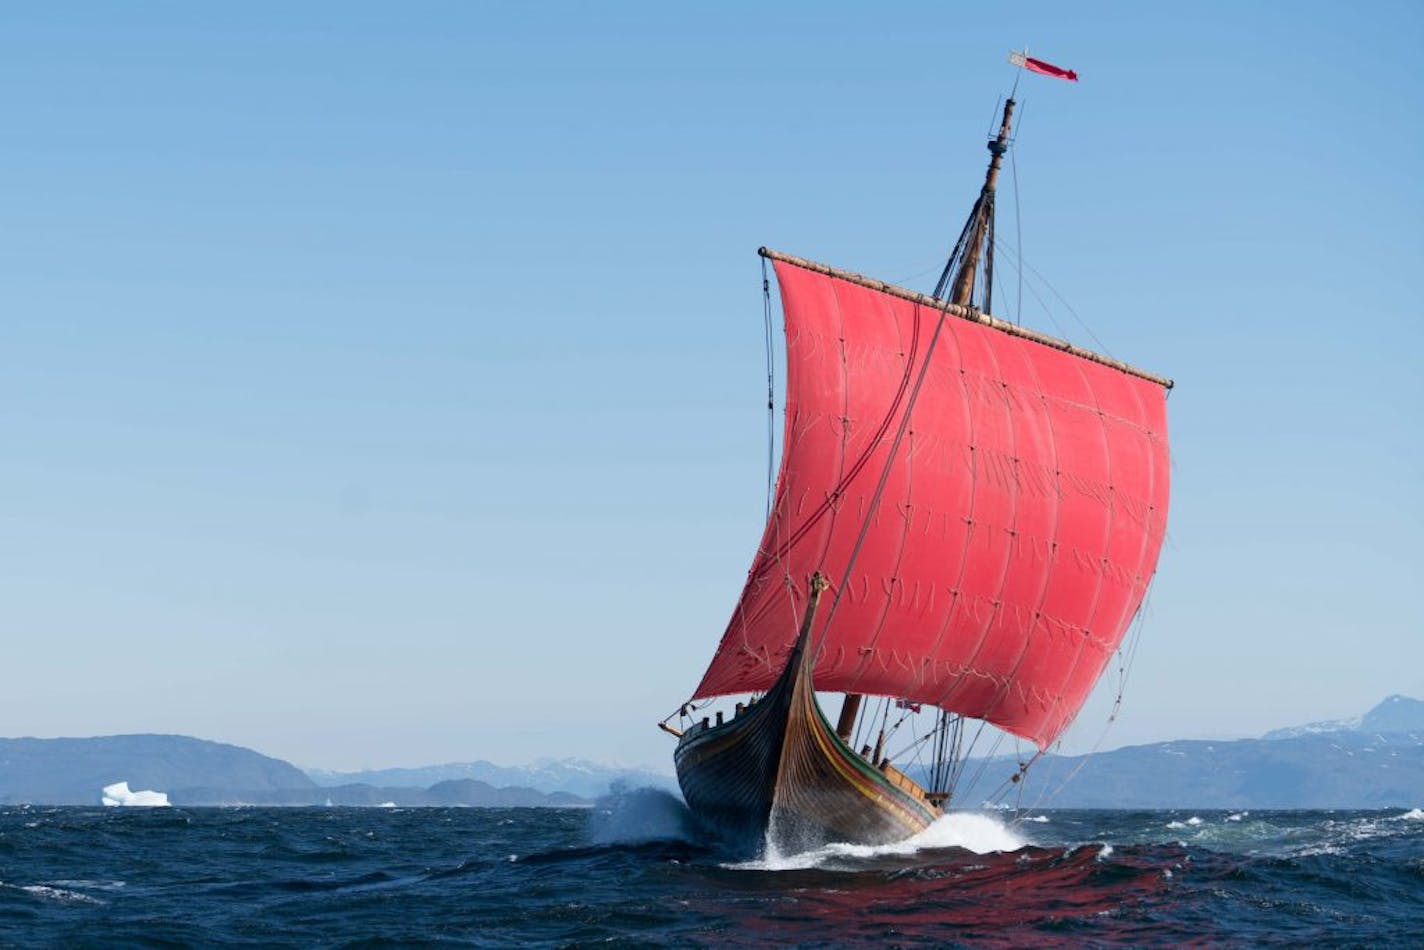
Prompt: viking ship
<box><xmin>662</xmin><ymin>92</ymin><xmax>1172</xmax><ymax>856</ymax></box>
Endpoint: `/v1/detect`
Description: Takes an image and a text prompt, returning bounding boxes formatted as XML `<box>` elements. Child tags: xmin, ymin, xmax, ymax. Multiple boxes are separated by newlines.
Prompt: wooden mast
<box><xmin>835</xmin><ymin>694</ymin><xmax>862</xmax><ymax>742</ymax></box>
<box><xmin>815</xmin><ymin>578</ymin><xmax>863</xmax><ymax>741</ymax></box>
<box><xmin>948</xmin><ymin>97</ymin><xmax>1015</xmax><ymax>307</ymax></box>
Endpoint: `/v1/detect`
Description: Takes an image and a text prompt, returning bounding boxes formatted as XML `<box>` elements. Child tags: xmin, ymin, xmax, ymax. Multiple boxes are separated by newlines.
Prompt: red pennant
<box><xmin>1009</xmin><ymin>50</ymin><xmax>1079</xmax><ymax>82</ymax></box>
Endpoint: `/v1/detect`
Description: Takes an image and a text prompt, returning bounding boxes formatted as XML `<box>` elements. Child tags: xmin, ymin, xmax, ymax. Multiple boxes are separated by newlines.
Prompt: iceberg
<box><xmin>100</xmin><ymin>781</ymin><xmax>170</xmax><ymax>807</ymax></box>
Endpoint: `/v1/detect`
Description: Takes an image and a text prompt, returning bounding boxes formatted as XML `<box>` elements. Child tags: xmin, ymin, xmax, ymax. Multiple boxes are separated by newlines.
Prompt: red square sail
<box><xmin>692</xmin><ymin>258</ymin><xmax>1170</xmax><ymax>750</ymax></box>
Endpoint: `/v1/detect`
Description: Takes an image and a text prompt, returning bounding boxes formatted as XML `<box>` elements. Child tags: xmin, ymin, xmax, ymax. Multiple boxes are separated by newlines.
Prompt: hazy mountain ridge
<box><xmin>304</xmin><ymin>759</ymin><xmax>676</xmax><ymax>798</ymax></box>
<box><xmin>961</xmin><ymin>696</ymin><xmax>1424</xmax><ymax>809</ymax></box>
<box><xmin>3</xmin><ymin>696</ymin><xmax>1419</xmax><ymax>808</ymax></box>
<box><xmin>0</xmin><ymin>735</ymin><xmax>588</xmax><ymax>807</ymax></box>
<box><xmin>0</xmin><ymin>734</ymin><xmax>314</xmax><ymax>805</ymax></box>
<box><xmin>171</xmin><ymin>779</ymin><xmax>587</xmax><ymax>808</ymax></box>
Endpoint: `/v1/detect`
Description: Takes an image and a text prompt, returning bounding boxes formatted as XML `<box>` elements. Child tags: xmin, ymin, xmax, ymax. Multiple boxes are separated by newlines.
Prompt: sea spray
<box><xmin>763</xmin><ymin>804</ymin><xmax>830</xmax><ymax>861</ymax></box>
<box><xmin>586</xmin><ymin>785</ymin><xmax>696</xmax><ymax>845</ymax></box>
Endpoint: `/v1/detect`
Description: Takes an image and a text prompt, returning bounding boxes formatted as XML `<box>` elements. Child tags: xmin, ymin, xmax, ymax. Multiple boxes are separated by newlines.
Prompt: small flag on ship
<box><xmin>894</xmin><ymin>699</ymin><xmax>923</xmax><ymax>713</ymax></box>
<box><xmin>1009</xmin><ymin>50</ymin><xmax>1079</xmax><ymax>82</ymax></box>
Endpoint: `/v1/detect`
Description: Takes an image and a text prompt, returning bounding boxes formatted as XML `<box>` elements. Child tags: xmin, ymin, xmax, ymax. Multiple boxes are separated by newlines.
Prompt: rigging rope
<box><xmin>992</xmin><ymin>235</ymin><xmax>1116</xmax><ymax>360</ymax></box>
<box><xmin>668</xmin><ymin>260</ymin><xmax>781</xmax><ymax>724</ymax></box>
<box><xmin>1010</xmin><ymin>129</ymin><xmax>1024</xmax><ymax>326</ymax></box>
<box><xmin>762</xmin><ymin>256</ymin><xmax>775</xmax><ymax>520</ymax></box>
<box><xmin>954</xmin><ymin>730</ymin><xmax>1007</xmax><ymax>805</ymax></box>
<box><xmin>1011</xmin><ymin>601</ymin><xmax>1155</xmax><ymax>815</ymax></box>
<box><xmin>814</xmin><ymin>299</ymin><xmax>953</xmax><ymax>669</ymax></box>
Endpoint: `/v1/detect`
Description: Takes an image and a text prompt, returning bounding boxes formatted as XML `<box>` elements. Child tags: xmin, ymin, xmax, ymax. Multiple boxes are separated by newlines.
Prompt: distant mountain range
<box><xmin>175</xmin><ymin>778</ymin><xmax>587</xmax><ymax>808</ymax></box>
<box><xmin>963</xmin><ymin>695</ymin><xmax>1424</xmax><ymax>809</ymax></box>
<box><xmin>0</xmin><ymin>735</ymin><xmax>314</xmax><ymax>806</ymax></box>
<box><xmin>0</xmin><ymin>735</ymin><xmax>591</xmax><ymax>808</ymax></box>
<box><xmin>304</xmin><ymin>759</ymin><xmax>676</xmax><ymax>799</ymax></box>
<box><xmin>2</xmin><ymin>696</ymin><xmax>1419</xmax><ymax>808</ymax></box>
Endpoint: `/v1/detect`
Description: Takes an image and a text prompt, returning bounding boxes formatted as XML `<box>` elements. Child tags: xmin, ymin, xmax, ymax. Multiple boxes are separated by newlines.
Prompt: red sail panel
<box><xmin>693</xmin><ymin>260</ymin><xmax>1170</xmax><ymax>749</ymax></box>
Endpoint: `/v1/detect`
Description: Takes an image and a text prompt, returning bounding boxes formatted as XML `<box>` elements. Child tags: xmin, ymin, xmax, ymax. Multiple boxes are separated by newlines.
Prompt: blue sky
<box><xmin>2</xmin><ymin>2</ymin><xmax>1420</xmax><ymax>771</ymax></box>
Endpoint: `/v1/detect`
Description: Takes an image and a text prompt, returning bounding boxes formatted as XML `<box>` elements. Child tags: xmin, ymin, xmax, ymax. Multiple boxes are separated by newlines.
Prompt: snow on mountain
<box><xmin>1263</xmin><ymin>695</ymin><xmax>1424</xmax><ymax>741</ymax></box>
<box><xmin>1262</xmin><ymin>715</ymin><xmax>1364</xmax><ymax>740</ymax></box>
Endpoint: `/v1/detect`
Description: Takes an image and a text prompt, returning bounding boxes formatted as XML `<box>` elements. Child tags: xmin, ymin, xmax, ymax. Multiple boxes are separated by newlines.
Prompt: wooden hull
<box><xmin>675</xmin><ymin>629</ymin><xmax>941</xmax><ymax>855</ymax></box>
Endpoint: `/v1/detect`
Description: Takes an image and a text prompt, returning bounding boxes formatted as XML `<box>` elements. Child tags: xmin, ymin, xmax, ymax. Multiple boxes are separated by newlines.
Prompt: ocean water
<box><xmin>1</xmin><ymin>795</ymin><xmax>1420</xmax><ymax>947</ymax></box>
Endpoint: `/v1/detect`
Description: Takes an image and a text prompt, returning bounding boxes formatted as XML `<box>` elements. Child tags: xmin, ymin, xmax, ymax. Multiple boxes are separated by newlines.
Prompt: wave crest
<box><xmin>735</xmin><ymin>811</ymin><xmax>1028</xmax><ymax>871</ymax></box>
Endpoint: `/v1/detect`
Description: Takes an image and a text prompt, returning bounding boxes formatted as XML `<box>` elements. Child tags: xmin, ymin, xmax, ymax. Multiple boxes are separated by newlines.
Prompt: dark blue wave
<box><xmin>0</xmin><ymin>805</ymin><xmax>1419</xmax><ymax>947</ymax></box>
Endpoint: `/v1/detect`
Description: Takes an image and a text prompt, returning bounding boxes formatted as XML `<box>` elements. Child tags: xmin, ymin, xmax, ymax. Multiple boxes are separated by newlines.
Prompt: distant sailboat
<box><xmin>663</xmin><ymin>83</ymin><xmax>1172</xmax><ymax>855</ymax></box>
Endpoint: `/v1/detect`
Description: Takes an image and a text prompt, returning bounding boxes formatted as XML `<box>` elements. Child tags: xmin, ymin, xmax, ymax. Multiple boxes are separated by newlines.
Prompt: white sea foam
<box><xmin>733</xmin><ymin>811</ymin><xmax>1027</xmax><ymax>871</ymax></box>
<box><xmin>1022</xmin><ymin>815</ymin><xmax>1050</xmax><ymax>823</ymax></box>
<box><xmin>100</xmin><ymin>781</ymin><xmax>169</xmax><ymax>807</ymax></box>
<box><xmin>1227</xmin><ymin>812</ymin><xmax>1248</xmax><ymax>822</ymax></box>
<box><xmin>49</xmin><ymin>879</ymin><xmax>125</xmax><ymax>892</ymax></box>
<box><xmin>1096</xmin><ymin>844</ymin><xmax>1114</xmax><ymax>861</ymax></box>
<box><xmin>1396</xmin><ymin>808</ymin><xmax>1423</xmax><ymax>821</ymax></box>
<box><xmin>16</xmin><ymin>884</ymin><xmax>104</xmax><ymax>905</ymax></box>
<box><xmin>1186</xmin><ymin>816</ymin><xmax>1203</xmax><ymax>826</ymax></box>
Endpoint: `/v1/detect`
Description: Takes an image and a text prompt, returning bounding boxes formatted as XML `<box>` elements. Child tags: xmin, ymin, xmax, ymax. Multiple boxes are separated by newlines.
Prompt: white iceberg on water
<box><xmin>101</xmin><ymin>781</ymin><xmax>170</xmax><ymax>807</ymax></box>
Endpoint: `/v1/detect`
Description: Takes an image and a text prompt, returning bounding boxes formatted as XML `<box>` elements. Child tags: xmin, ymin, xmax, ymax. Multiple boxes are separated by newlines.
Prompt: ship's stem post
<box><xmin>948</xmin><ymin>98</ymin><xmax>1016</xmax><ymax>308</ymax></box>
<box><xmin>798</xmin><ymin>572</ymin><xmax>829</xmax><ymax>645</ymax></box>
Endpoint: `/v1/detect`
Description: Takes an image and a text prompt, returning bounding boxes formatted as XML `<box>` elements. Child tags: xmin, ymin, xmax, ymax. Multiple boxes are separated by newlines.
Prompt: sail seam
<box><xmin>931</xmin><ymin>317</ymin><xmax>1023</xmax><ymax>731</ymax></box>
<box><xmin>1040</xmin><ymin>357</ymin><xmax>1118</xmax><ymax>744</ymax></box>
<box><xmin>981</xmin><ymin>335</ymin><xmax>1066</xmax><ymax>739</ymax></box>
<box><xmin>921</xmin><ymin>319</ymin><xmax>981</xmax><ymax>709</ymax></box>
<box><xmin>837</xmin><ymin>288</ymin><xmax>926</xmax><ymax>690</ymax></box>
